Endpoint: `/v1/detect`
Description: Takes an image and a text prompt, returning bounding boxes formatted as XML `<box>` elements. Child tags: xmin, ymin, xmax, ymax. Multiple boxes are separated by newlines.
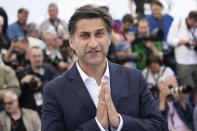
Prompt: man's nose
<box><xmin>88</xmin><ymin>36</ymin><xmax>98</xmax><ymax>48</ymax></box>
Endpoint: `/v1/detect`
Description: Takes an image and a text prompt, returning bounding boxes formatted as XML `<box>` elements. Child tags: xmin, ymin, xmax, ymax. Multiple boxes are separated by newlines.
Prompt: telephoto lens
<box><xmin>170</xmin><ymin>85</ymin><xmax>193</xmax><ymax>94</ymax></box>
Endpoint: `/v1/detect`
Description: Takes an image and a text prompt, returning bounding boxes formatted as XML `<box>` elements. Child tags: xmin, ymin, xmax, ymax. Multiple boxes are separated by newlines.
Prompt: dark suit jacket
<box><xmin>42</xmin><ymin>61</ymin><xmax>168</xmax><ymax>131</ymax></box>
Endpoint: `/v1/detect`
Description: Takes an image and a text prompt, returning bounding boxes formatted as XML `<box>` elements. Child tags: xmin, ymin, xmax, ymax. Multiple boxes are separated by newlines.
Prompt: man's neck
<box><xmin>17</xmin><ymin>21</ymin><xmax>25</xmax><ymax>26</ymax></box>
<box><xmin>47</xmin><ymin>46</ymin><xmax>55</xmax><ymax>52</ymax></box>
<box><xmin>78</xmin><ymin>60</ymin><xmax>107</xmax><ymax>85</ymax></box>
<box><xmin>31</xmin><ymin>65</ymin><xmax>40</xmax><ymax>73</ymax></box>
<box><xmin>11</xmin><ymin>107</ymin><xmax>21</xmax><ymax>120</ymax></box>
<box><xmin>50</xmin><ymin>17</ymin><xmax>58</xmax><ymax>22</ymax></box>
<box><xmin>155</xmin><ymin>15</ymin><xmax>163</xmax><ymax>20</ymax></box>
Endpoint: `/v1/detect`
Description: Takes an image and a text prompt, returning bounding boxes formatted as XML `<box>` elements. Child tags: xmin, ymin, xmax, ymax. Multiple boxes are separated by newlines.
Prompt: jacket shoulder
<box><xmin>44</xmin><ymin>70</ymin><xmax>70</xmax><ymax>91</ymax></box>
<box><xmin>110</xmin><ymin>62</ymin><xmax>143</xmax><ymax>78</ymax></box>
<box><xmin>0</xmin><ymin>111</ymin><xmax>7</xmax><ymax>118</ymax></box>
<box><xmin>22</xmin><ymin>108</ymin><xmax>39</xmax><ymax>114</ymax></box>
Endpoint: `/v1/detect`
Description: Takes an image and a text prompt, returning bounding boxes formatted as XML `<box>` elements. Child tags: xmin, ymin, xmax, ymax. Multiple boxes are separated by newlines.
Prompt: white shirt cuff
<box><xmin>112</xmin><ymin>114</ymin><xmax>123</xmax><ymax>131</ymax></box>
<box><xmin>95</xmin><ymin>114</ymin><xmax>123</xmax><ymax>131</ymax></box>
<box><xmin>95</xmin><ymin>117</ymin><xmax>107</xmax><ymax>131</ymax></box>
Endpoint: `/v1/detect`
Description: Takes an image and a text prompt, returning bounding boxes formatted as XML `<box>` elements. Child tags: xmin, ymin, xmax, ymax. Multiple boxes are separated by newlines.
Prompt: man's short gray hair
<box><xmin>48</xmin><ymin>3</ymin><xmax>58</xmax><ymax>10</ymax></box>
<box><xmin>42</xmin><ymin>30</ymin><xmax>57</xmax><ymax>41</ymax></box>
<box><xmin>26</xmin><ymin>22</ymin><xmax>38</xmax><ymax>35</ymax></box>
<box><xmin>3</xmin><ymin>91</ymin><xmax>18</xmax><ymax>100</ymax></box>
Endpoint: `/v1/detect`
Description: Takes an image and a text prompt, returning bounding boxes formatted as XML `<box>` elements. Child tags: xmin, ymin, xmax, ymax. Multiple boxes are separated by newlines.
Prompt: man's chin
<box><xmin>87</xmin><ymin>58</ymin><xmax>106</xmax><ymax>66</ymax></box>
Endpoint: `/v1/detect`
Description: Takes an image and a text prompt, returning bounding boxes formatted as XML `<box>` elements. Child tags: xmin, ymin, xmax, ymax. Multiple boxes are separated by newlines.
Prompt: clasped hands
<box><xmin>96</xmin><ymin>80</ymin><xmax>120</xmax><ymax>129</ymax></box>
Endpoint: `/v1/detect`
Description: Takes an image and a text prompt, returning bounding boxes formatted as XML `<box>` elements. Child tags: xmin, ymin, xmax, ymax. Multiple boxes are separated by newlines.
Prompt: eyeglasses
<box><xmin>3</xmin><ymin>100</ymin><xmax>15</xmax><ymax>106</ymax></box>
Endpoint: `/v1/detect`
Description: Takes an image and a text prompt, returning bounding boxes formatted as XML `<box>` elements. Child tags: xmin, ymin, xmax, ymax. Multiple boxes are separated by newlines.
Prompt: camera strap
<box><xmin>145</xmin><ymin>66</ymin><xmax>167</xmax><ymax>86</ymax></box>
<box><xmin>190</xmin><ymin>28</ymin><xmax>197</xmax><ymax>43</ymax></box>
<box><xmin>49</xmin><ymin>19</ymin><xmax>60</xmax><ymax>33</ymax></box>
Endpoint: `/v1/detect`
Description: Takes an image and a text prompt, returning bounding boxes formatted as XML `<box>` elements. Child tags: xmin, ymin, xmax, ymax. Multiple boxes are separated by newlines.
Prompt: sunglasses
<box><xmin>3</xmin><ymin>100</ymin><xmax>15</xmax><ymax>106</ymax></box>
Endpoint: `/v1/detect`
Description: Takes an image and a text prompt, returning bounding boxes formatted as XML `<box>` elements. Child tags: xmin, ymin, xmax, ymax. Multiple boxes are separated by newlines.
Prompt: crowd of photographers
<box><xmin>0</xmin><ymin>0</ymin><xmax>197</xmax><ymax>130</ymax></box>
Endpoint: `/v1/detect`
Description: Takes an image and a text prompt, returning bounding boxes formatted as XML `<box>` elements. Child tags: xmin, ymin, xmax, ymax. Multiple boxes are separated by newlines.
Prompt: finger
<box><xmin>105</xmin><ymin>92</ymin><xmax>119</xmax><ymax>127</ymax></box>
<box><xmin>102</xmin><ymin>81</ymin><xmax>118</xmax><ymax>116</ymax></box>
<box><xmin>103</xmin><ymin>82</ymin><xmax>112</xmax><ymax>103</ymax></box>
<box><xmin>104</xmin><ymin>87</ymin><xmax>118</xmax><ymax>117</ymax></box>
<box><xmin>97</xmin><ymin>99</ymin><xmax>107</xmax><ymax>116</ymax></box>
<box><xmin>105</xmin><ymin>93</ymin><xmax>116</xmax><ymax>114</ymax></box>
<box><xmin>98</xmin><ymin>84</ymin><xmax>105</xmax><ymax>100</ymax></box>
<box><xmin>96</xmin><ymin>100</ymin><xmax>108</xmax><ymax>128</ymax></box>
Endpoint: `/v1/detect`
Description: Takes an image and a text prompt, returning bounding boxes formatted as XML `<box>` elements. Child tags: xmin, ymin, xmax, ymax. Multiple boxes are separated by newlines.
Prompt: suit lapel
<box><xmin>67</xmin><ymin>63</ymin><xmax>96</xmax><ymax>117</ymax></box>
<box><xmin>4</xmin><ymin>112</ymin><xmax>11</xmax><ymax>131</ymax></box>
<box><xmin>109</xmin><ymin>62</ymin><xmax>121</xmax><ymax>110</ymax></box>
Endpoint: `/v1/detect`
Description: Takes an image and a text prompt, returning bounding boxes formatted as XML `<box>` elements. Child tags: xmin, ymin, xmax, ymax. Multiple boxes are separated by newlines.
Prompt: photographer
<box><xmin>167</xmin><ymin>10</ymin><xmax>197</xmax><ymax>106</ymax></box>
<box><xmin>17</xmin><ymin>46</ymin><xmax>58</xmax><ymax>116</ymax></box>
<box><xmin>157</xmin><ymin>79</ymin><xmax>194</xmax><ymax>131</ymax></box>
<box><xmin>42</xmin><ymin>30</ymin><xmax>69</xmax><ymax>73</ymax></box>
<box><xmin>143</xmin><ymin>55</ymin><xmax>177</xmax><ymax>99</ymax></box>
<box><xmin>132</xmin><ymin>19</ymin><xmax>163</xmax><ymax>70</ymax></box>
<box><xmin>3</xmin><ymin>37</ymin><xmax>29</xmax><ymax>72</ymax></box>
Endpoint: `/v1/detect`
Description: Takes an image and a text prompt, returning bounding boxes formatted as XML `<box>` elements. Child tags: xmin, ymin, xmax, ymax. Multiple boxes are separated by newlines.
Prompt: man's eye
<box><xmin>95</xmin><ymin>32</ymin><xmax>104</xmax><ymax>37</ymax></box>
<box><xmin>80</xmin><ymin>34</ymin><xmax>89</xmax><ymax>39</ymax></box>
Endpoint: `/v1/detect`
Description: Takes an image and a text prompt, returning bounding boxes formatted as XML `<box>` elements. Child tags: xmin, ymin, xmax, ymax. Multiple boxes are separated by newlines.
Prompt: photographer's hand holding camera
<box><xmin>157</xmin><ymin>78</ymin><xmax>194</xmax><ymax>131</ymax></box>
<box><xmin>21</xmin><ymin>74</ymin><xmax>42</xmax><ymax>91</ymax></box>
<box><xmin>146</xmin><ymin>41</ymin><xmax>163</xmax><ymax>60</ymax></box>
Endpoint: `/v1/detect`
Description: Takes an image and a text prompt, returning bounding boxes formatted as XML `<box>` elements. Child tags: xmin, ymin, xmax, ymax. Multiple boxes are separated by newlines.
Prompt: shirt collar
<box><xmin>76</xmin><ymin>59</ymin><xmax>110</xmax><ymax>83</ymax></box>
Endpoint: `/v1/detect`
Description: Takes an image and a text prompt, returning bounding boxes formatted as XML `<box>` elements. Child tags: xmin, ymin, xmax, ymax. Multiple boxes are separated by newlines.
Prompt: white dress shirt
<box><xmin>76</xmin><ymin>60</ymin><xmax>123</xmax><ymax>131</ymax></box>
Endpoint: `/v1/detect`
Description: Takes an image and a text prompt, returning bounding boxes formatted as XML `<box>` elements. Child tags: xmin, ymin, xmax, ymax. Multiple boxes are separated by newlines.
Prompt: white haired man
<box><xmin>0</xmin><ymin>91</ymin><xmax>41</xmax><ymax>131</ymax></box>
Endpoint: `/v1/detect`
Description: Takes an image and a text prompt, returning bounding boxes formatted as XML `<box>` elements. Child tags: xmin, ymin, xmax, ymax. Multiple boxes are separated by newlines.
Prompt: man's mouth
<box><xmin>87</xmin><ymin>50</ymin><xmax>100</xmax><ymax>55</ymax></box>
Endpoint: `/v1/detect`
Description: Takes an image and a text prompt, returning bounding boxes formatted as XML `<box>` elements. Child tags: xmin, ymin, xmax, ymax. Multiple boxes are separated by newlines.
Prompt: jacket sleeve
<box><xmin>178</xmin><ymin>97</ymin><xmax>194</xmax><ymax>125</ymax></box>
<box><xmin>41</xmin><ymin>83</ymin><xmax>101</xmax><ymax>131</ymax></box>
<box><xmin>121</xmin><ymin>72</ymin><xmax>168</xmax><ymax>131</ymax></box>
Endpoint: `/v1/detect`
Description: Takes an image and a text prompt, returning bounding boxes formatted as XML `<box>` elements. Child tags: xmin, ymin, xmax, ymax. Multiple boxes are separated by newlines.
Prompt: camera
<box><xmin>61</xmin><ymin>39</ymin><xmax>70</xmax><ymax>48</ymax></box>
<box><xmin>134</xmin><ymin>29</ymin><xmax>164</xmax><ymax>43</ymax></box>
<box><xmin>185</xmin><ymin>41</ymin><xmax>197</xmax><ymax>52</ymax></box>
<box><xmin>51</xmin><ymin>56</ymin><xmax>62</xmax><ymax>67</ymax></box>
<box><xmin>149</xmin><ymin>84</ymin><xmax>193</xmax><ymax>99</ymax></box>
<box><xmin>9</xmin><ymin>49</ymin><xmax>19</xmax><ymax>70</ymax></box>
<box><xmin>169</xmin><ymin>85</ymin><xmax>193</xmax><ymax>94</ymax></box>
<box><xmin>44</xmin><ymin>50</ymin><xmax>62</xmax><ymax>67</ymax></box>
<box><xmin>107</xmin><ymin>52</ymin><xmax>142</xmax><ymax>65</ymax></box>
<box><xmin>28</xmin><ymin>75</ymin><xmax>39</xmax><ymax>91</ymax></box>
<box><xmin>28</xmin><ymin>68</ymin><xmax>45</xmax><ymax>91</ymax></box>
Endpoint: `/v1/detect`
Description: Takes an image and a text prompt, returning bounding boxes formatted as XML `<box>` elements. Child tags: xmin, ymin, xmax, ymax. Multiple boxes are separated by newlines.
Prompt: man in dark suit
<box><xmin>42</xmin><ymin>6</ymin><xmax>168</xmax><ymax>131</ymax></box>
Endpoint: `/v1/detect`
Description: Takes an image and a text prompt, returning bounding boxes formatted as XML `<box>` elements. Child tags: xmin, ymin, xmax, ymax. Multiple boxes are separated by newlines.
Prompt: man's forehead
<box><xmin>4</xmin><ymin>96</ymin><xmax>14</xmax><ymax>101</ymax></box>
<box><xmin>31</xmin><ymin>49</ymin><xmax>43</xmax><ymax>55</ymax></box>
<box><xmin>75</xmin><ymin>18</ymin><xmax>107</xmax><ymax>33</ymax></box>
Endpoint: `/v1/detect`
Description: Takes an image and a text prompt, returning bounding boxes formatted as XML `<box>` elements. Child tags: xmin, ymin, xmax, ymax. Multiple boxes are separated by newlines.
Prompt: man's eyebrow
<box><xmin>79</xmin><ymin>31</ymin><xmax>89</xmax><ymax>34</ymax></box>
<box><xmin>78</xmin><ymin>28</ymin><xmax>105</xmax><ymax>34</ymax></box>
<box><xmin>96</xmin><ymin>28</ymin><xmax>105</xmax><ymax>32</ymax></box>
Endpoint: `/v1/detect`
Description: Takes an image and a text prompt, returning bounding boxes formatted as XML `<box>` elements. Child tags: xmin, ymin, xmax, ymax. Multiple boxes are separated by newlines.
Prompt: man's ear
<box><xmin>69</xmin><ymin>37</ymin><xmax>75</xmax><ymax>50</ymax></box>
